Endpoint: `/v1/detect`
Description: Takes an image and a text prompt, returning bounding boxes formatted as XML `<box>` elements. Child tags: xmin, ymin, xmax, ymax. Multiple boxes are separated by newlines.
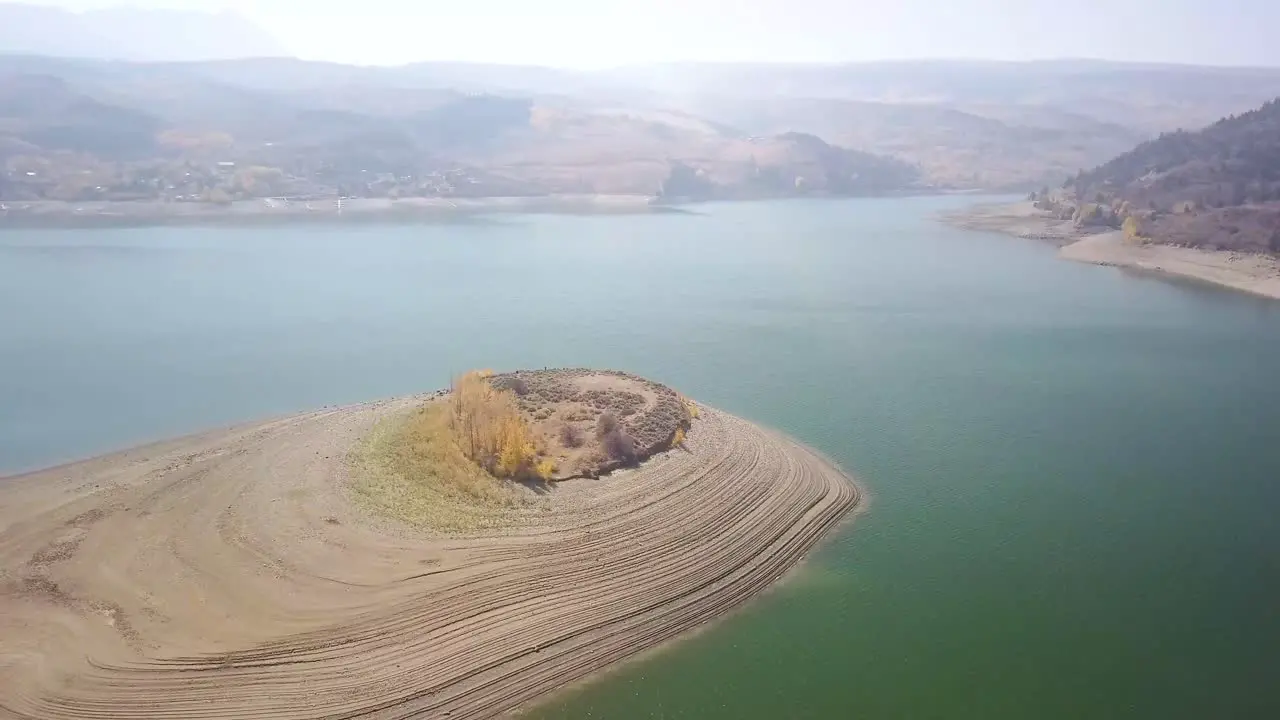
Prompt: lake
<box><xmin>2</xmin><ymin>196</ymin><xmax>1278</xmax><ymax>719</ymax></box>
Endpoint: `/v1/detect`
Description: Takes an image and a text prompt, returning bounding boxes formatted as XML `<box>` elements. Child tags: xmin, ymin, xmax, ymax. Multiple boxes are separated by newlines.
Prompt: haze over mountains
<box><xmin>2</xmin><ymin>3</ymin><xmax>1280</xmax><ymax>213</ymax></box>
<box><xmin>0</xmin><ymin>3</ymin><xmax>287</xmax><ymax>62</ymax></box>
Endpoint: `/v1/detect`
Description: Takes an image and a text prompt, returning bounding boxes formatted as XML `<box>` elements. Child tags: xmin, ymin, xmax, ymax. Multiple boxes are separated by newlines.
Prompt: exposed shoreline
<box><xmin>0</xmin><ymin>194</ymin><xmax>683</xmax><ymax>229</ymax></box>
<box><xmin>0</xmin><ymin>190</ymin><xmax>977</xmax><ymax>230</ymax></box>
<box><xmin>944</xmin><ymin>201</ymin><xmax>1280</xmax><ymax>300</ymax></box>
<box><xmin>0</xmin><ymin>398</ymin><xmax>859</xmax><ymax>719</ymax></box>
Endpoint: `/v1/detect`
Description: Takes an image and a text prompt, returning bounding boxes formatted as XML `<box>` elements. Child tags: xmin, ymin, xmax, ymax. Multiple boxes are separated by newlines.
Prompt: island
<box><xmin>0</xmin><ymin>369</ymin><xmax>859</xmax><ymax>719</ymax></box>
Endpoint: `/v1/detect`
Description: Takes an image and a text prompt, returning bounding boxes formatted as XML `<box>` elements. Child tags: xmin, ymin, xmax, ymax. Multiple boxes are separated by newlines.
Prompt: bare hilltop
<box><xmin>0</xmin><ymin>369</ymin><xmax>859</xmax><ymax>718</ymax></box>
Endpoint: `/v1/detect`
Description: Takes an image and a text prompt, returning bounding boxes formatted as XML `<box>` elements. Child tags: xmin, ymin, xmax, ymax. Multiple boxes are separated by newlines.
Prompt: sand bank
<box><xmin>0</xmin><ymin>399</ymin><xmax>858</xmax><ymax>719</ymax></box>
<box><xmin>938</xmin><ymin>200</ymin><xmax>1087</xmax><ymax>245</ymax></box>
<box><xmin>945</xmin><ymin>201</ymin><xmax>1280</xmax><ymax>300</ymax></box>
<box><xmin>1059</xmin><ymin>230</ymin><xmax>1280</xmax><ymax>300</ymax></box>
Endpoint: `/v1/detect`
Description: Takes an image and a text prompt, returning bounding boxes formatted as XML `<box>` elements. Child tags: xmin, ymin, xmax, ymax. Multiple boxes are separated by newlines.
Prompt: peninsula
<box><xmin>943</xmin><ymin>97</ymin><xmax>1280</xmax><ymax>300</ymax></box>
<box><xmin>0</xmin><ymin>369</ymin><xmax>859</xmax><ymax>719</ymax></box>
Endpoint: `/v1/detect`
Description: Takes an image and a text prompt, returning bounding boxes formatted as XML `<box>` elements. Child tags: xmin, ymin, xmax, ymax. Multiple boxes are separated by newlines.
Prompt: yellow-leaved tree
<box><xmin>535</xmin><ymin>459</ymin><xmax>557</xmax><ymax>480</ymax></box>
<box><xmin>680</xmin><ymin>396</ymin><xmax>700</xmax><ymax>419</ymax></box>
<box><xmin>1122</xmin><ymin>215</ymin><xmax>1146</xmax><ymax>244</ymax></box>
<box><xmin>449</xmin><ymin>371</ymin><xmax>543</xmax><ymax>480</ymax></box>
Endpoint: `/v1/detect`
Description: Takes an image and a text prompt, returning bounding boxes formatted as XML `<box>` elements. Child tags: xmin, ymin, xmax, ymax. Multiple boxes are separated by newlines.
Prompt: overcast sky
<box><xmin>19</xmin><ymin>0</ymin><xmax>1280</xmax><ymax>67</ymax></box>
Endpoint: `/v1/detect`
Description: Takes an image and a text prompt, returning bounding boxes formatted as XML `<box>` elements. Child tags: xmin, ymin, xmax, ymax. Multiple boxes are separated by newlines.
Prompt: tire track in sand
<box><xmin>0</xmin><ymin>403</ymin><xmax>859</xmax><ymax>719</ymax></box>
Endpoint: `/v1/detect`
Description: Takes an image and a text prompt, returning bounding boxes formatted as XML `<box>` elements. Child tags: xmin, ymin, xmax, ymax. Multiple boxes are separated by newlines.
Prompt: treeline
<box><xmin>1069</xmin><ymin>98</ymin><xmax>1280</xmax><ymax>210</ymax></box>
<box><xmin>656</xmin><ymin>133</ymin><xmax>920</xmax><ymax>201</ymax></box>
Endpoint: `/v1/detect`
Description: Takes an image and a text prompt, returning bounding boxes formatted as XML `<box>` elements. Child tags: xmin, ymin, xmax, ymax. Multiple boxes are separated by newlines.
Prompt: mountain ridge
<box><xmin>7</xmin><ymin>54</ymin><xmax>1280</xmax><ymax>210</ymax></box>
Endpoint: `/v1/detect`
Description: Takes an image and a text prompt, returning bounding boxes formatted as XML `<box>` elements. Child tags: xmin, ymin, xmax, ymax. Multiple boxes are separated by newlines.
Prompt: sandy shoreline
<box><xmin>0</xmin><ymin>399</ymin><xmax>859</xmax><ymax>719</ymax></box>
<box><xmin>1059</xmin><ymin>230</ymin><xmax>1280</xmax><ymax>299</ymax></box>
<box><xmin>0</xmin><ymin>191</ymin><xmax>966</xmax><ymax>230</ymax></box>
<box><xmin>938</xmin><ymin>200</ymin><xmax>1087</xmax><ymax>246</ymax></box>
<box><xmin>944</xmin><ymin>201</ymin><xmax>1280</xmax><ymax>300</ymax></box>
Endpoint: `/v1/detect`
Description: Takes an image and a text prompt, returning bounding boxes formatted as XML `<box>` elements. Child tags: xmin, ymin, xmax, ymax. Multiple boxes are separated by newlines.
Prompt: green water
<box><xmin>2</xmin><ymin>197</ymin><xmax>1278</xmax><ymax>718</ymax></box>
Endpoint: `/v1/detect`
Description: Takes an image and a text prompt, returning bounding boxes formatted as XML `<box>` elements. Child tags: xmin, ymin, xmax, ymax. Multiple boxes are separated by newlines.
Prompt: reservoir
<box><xmin>2</xmin><ymin>196</ymin><xmax>1278</xmax><ymax>718</ymax></box>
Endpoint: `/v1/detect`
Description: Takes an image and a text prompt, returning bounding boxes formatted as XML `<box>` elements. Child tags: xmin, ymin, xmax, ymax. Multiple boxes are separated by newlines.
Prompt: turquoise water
<box><xmin>2</xmin><ymin>197</ymin><xmax>1278</xmax><ymax>718</ymax></box>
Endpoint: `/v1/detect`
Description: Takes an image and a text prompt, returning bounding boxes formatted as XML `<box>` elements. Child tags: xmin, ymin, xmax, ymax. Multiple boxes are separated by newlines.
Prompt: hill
<box><xmin>0</xmin><ymin>3</ymin><xmax>287</xmax><ymax>61</ymax></box>
<box><xmin>7</xmin><ymin>56</ymin><xmax>1280</xmax><ymax>211</ymax></box>
<box><xmin>1070</xmin><ymin>99</ymin><xmax>1280</xmax><ymax>253</ymax></box>
<box><xmin>0</xmin><ymin>56</ymin><xmax>923</xmax><ymax>205</ymax></box>
<box><xmin>616</xmin><ymin>61</ymin><xmax>1280</xmax><ymax>190</ymax></box>
<box><xmin>685</xmin><ymin>95</ymin><xmax>1146</xmax><ymax>190</ymax></box>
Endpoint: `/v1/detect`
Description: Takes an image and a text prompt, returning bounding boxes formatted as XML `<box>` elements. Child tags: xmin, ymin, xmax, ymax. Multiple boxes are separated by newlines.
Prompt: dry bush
<box><xmin>492</xmin><ymin>374</ymin><xmax>530</xmax><ymax>396</ymax></box>
<box><xmin>596</xmin><ymin>411</ymin><xmax>619</xmax><ymax>438</ymax></box>
<box><xmin>559</xmin><ymin>423</ymin><xmax>584</xmax><ymax>448</ymax></box>
<box><xmin>601</xmin><ymin>427</ymin><xmax>637</xmax><ymax>463</ymax></box>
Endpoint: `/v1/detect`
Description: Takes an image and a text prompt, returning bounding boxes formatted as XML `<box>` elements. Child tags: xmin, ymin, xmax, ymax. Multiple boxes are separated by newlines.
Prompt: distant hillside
<box><xmin>0</xmin><ymin>73</ymin><xmax>161</xmax><ymax>159</ymax></box>
<box><xmin>606</xmin><ymin>61</ymin><xmax>1280</xmax><ymax>131</ymax></box>
<box><xmin>1070</xmin><ymin>99</ymin><xmax>1280</xmax><ymax>253</ymax></box>
<box><xmin>7</xmin><ymin>54</ymin><xmax>1280</xmax><ymax>209</ymax></box>
<box><xmin>597</xmin><ymin>61</ymin><xmax>1280</xmax><ymax>190</ymax></box>
<box><xmin>0</xmin><ymin>3</ymin><xmax>287</xmax><ymax>61</ymax></box>
<box><xmin>1073</xmin><ymin>100</ymin><xmax>1280</xmax><ymax>207</ymax></box>
<box><xmin>0</xmin><ymin>56</ymin><xmax>921</xmax><ymax>204</ymax></box>
<box><xmin>686</xmin><ymin>96</ymin><xmax>1146</xmax><ymax>190</ymax></box>
<box><xmin>62</xmin><ymin>57</ymin><xmax>1280</xmax><ymax>189</ymax></box>
<box><xmin>441</xmin><ymin>105</ymin><xmax>920</xmax><ymax>196</ymax></box>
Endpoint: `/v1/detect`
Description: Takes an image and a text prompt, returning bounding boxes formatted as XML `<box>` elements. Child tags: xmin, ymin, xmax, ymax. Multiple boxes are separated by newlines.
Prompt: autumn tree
<box><xmin>1122</xmin><ymin>215</ymin><xmax>1146</xmax><ymax>243</ymax></box>
<box><xmin>448</xmin><ymin>371</ymin><xmax>547</xmax><ymax>480</ymax></box>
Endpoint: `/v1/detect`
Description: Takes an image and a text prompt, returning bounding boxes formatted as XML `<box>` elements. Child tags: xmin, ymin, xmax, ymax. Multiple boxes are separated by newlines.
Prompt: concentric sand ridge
<box><xmin>0</xmin><ymin>398</ymin><xmax>858</xmax><ymax>719</ymax></box>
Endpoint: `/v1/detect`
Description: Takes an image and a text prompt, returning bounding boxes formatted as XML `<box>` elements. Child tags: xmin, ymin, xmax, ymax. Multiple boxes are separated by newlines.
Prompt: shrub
<box><xmin>682</xmin><ymin>397</ymin><xmax>700</xmax><ymax>419</ymax></box>
<box><xmin>601</xmin><ymin>428</ymin><xmax>637</xmax><ymax>463</ymax></box>
<box><xmin>596</xmin><ymin>411</ymin><xmax>619</xmax><ymax>438</ymax></box>
<box><xmin>492</xmin><ymin>375</ymin><xmax>530</xmax><ymax>396</ymax></box>
<box><xmin>559</xmin><ymin>423</ymin><xmax>584</xmax><ymax>448</ymax></box>
<box><xmin>1122</xmin><ymin>215</ymin><xmax>1146</xmax><ymax>243</ymax></box>
<box><xmin>672</xmin><ymin>427</ymin><xmax>686</xmax><ymax>448</ymax></box>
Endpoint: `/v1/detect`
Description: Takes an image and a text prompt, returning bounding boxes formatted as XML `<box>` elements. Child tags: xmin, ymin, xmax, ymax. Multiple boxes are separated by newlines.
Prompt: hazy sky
<box><xmin>18</xmin><ymin>0</ymin><xmax>1280</xmax><ymax>68</ymax></box>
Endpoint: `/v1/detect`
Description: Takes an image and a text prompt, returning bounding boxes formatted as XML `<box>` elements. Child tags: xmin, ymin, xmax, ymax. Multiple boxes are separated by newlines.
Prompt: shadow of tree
<box><xmin>518</xmin><ymin>477</ymin><xmax>553</xmax><ymax>495</ymax></box>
